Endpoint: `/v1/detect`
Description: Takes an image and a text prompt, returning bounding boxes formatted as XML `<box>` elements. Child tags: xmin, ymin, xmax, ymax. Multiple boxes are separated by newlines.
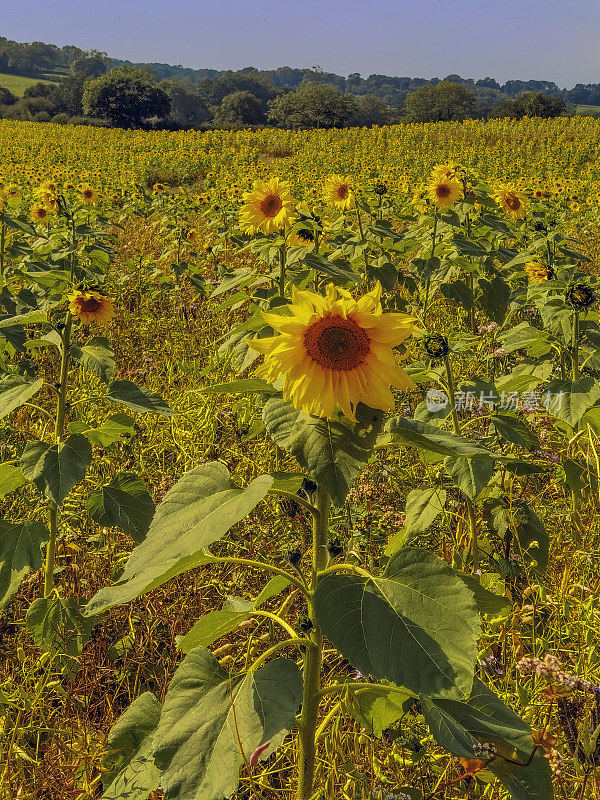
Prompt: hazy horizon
<box><xmin>4</xmin><ymin>0</ymin><xmax>600</xmax><ymax>87</ymax></box>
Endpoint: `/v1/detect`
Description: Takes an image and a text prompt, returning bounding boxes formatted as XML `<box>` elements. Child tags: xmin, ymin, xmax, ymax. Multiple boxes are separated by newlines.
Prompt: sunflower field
<box><xmin>2</xmin><ymin>115</ymin><xmax>600</xmax><ymax>800</ymax></box>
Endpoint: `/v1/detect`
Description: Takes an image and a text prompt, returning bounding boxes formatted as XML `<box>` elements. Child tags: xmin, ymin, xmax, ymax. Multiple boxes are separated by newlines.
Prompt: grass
<box><xmin>0</xmin><ymin>72</ymin><xmax>57</xmax><ymax>97</ymax></box>
<box><xmin>576</xmin><ymin>105</ymin><xmax>600</xmax><ymax>117</ymax></box>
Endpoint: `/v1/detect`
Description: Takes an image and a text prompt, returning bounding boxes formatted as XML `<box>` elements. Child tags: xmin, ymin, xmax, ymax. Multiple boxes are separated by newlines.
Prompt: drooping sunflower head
<box><xmin>77</xmin><ymin>183</ymin><xmax>99</xmax><ymax>205</ymax></box>
<box><xmin>323</xmin><ymin>175</ymin><xmax>355</xmax><ymax>211</ymax></box>
<box><xmin>240</xmin><ymin>178</ymin><xmax>297</xmax><ymax>235</ymax></box>
<box><xmin>430</xmin><ymin>162</ymin><xmax>462</xmax><ymax>182</ymax></box>
<box><xmin>524</xmin><ymin>262</ymin><xmax>552</xmax><ymax>284</ymax></box>
<box><xmin>247</xmin><ymin>282</ymin><xmax>419</xmax><ymax>421</ymax></box>
<box><xmin>494</xmin><ymin>185</ymin><xmax>527</xmax><ymax>219</ymax></box>
<box><xmin>68</xmin><ymin>290</ymin><xmax>115</xmax><ymax>324</ymax></box>
<box><xmin>427</xmin><ymin>175</ymin><xmax>462</xmax><ymax>208</ymax></box>
<box><xmin>288</xmin><ymin>227</ymin><xmax>316</xmax><ymax>248</ymax></box>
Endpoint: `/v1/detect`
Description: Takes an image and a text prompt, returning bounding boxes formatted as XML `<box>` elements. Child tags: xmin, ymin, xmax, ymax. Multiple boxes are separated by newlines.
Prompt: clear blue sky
<box><xmin>4</xmin><ymin>0</ymin><xmax>599</xmax><ymax>86</ymax></box>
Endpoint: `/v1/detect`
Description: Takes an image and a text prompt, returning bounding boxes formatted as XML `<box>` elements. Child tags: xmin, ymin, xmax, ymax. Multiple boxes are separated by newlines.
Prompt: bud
<box><xmin>566</xmin><ymin>284</ymin><xmax>595</xmax><ymax>310</ymax></box>
<box><xmin>423</xmin><ymin>334</ymin><xmax>449</xmax><ymax>358</ymax></box>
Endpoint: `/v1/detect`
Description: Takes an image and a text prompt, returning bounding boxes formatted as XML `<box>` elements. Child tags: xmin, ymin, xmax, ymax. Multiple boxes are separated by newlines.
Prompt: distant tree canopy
<box><xmin>491</xmin><ymin>91</ymin><xmax>568</xmax><ymax>119</ymax></box>
<box><xmin>268</xmin><ymin>84</ymin><xmax>356</xmax><ymax>129</ymax></box>
<box><xmin>70</xmin><ymin>51</ymin><xmax>111</xmax><ymax>79</ymax></box>
<box><xmin>82</xmin><ymin>66</ymin><xmax>170</xmax><ymax>127</ymax></box>
<box><xmin>403</xmin><ymin>81</ymin><xmax>477</xmax><ymax>122</ymax></box>
<box><xmin>214</xmin><ymin>91</ymin><xmax>265</xmax><ymax>126</ymax></box>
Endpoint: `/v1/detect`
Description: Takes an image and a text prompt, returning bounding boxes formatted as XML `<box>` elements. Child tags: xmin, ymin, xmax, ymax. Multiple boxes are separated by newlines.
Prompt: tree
<box><xmin>403</xmin><ymin>81</ymin><xmax>476</xmax><ymax>122</ymax></box>
<box><xmin>70</xmin><ymin>50</ymin><xmax>110</xmax><ymax>78</ymax></box>
<box><xmin>23</xmin><ymin>82</ymin><xmax>55</xmax><ymax>100</ymax></box>
<box><xmin>268</xmin><ymin>83</ymin><xmax>356</xmax><ymax>129</ymax></box>
<box><xmin>350</xmin><ymin>94</ymin><xmax>395</xmax><ymax>127</ymax></box>
<box><xmin>82</xmin><ymin>66</ymin><xmax>170</xmax><ymax>127</ymax></box>
<box><xmin>0</xmin><ymin>87</ymin><xmax>17</xmax><ymax>106</ymax></box>
<box><xmin>159</xmin><ymin>80</ymin><xmax>211</xmax><ymax>127</ymax></box>
<box><xmin>213</xmin><ymin>90</ymin><xmax>265</xmax><ymax>126</ymax></box>
<box><xmin>53</xmin><ymin>74</ymin><xmax>86</xmax><ymax>116</ymax></box>
<box><xmin>492</xmin><ymin>91</ymin><xmax>567</xmax><ymax>119</ymax></box>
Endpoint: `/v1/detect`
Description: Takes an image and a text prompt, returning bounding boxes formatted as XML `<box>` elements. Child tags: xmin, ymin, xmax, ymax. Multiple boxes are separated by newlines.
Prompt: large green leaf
<box><xmin>382</xmin><ymin>416</ymin><xmax>496</xmax><ymax>459</ymax></box>
<box><xmin>69</xmin><ymin>413</ymin><xmax>136</xmax><ymax>447</ymax></box>
<box><xmin>71</xmin><ymin>336</ymin><xmax>115</xmax><ymax>384</ymax></box>
<box><xmin>21</xmin><ymin>434</ymin><xmax>92</xmax><ymax>504</ymax></box>
<box><xmin>107</xmin><ymin>380</ymin><xmax>175</xmax><ymax>417</ymax></box>
<box><xmin>154</xmin><ymin>648</ymin><xmax>302</xmax><ymax>800</ymax></box>
<box><xmin>101</xmin><ymin>692</ymin><xmax>161</xmax><ymax>800</ymax></box>
<box><xmin>0</xmin><ymin>520</ymin><xmax>48</xmax><ymax>610</ymax></box>
<box><xmin>425</xmin><ymin>679</ymin><xmax>553</xmax><ymax>800</ymax></box>
<box><xmin>263</xmin><ymin>398</ymin><xmax>383</xmax><ymax>507</ymax></box>
<box><xmin>26</xmin><ymin>594</ymin><xmax>95</xmax><ymax>658</ymax></box>
<box><xmin>513</xmin><ymin>501</ymin><xmax>549</xmax><ymax>574</ymax></box>
<box><xmin>178</xmin><ymin>596</ymin><xmax>254</xmax><ymax>653</ymax></box>
<box><xmin>0</xmin><ymin>463</ymin><xmax>26</xmax><ymax>500</ymax></box>
<box><xmin>478</xmin><ymin>276</ymin><xmax>510</xmax><ymax>324</ymax></box>
<box><xmin>404</xmin><ymin>488</ymin><xmax>446</xmax><ymax>535</ymax></box>
<box><xmin>444</xmin><ymin>456</ymin><xmax>494</xmax><ymax>500</ymax></box>
<box><xmin>543</xmin><ymin>378</ymin><xmax>600</xmax><ymax>427</ymax></box>
<box><xmin>85</xmin><ymin>463</ymin><xmax>272</xmax><ymax>615</ymax></box>
<box><xmin>490</xmin><ymin>414</ymin><xmax>539</xmax><ymax>450</ymax></box>
<box><xmin>314</xmin><ymin>548</ymin><xmax>480</xmax><ymax>699</ymax></box>
<box><xmin>0</xmin><ymin>375</ymin><xmax>44</xmax><ymax>419</ymax></box>
<box><xmin>87</xmin><ymin>473</ymin><xmax>155</xmax><ymax>542</ymax></box>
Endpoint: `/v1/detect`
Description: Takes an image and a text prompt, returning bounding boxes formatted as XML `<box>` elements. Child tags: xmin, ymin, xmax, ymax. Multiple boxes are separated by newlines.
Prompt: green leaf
<box><xmin>253</xmin><ymin>575</ymin><xmax>290</xmax><ymax>606</ymax></box>
<box><xmin>0</xmin><ymin>463</ymin><xmax>26</xmax><ymax>499</ymax></box>
<box><xmin>86</xmin><ymin>473</ymin><xmax>155</xmax><ymax>542</ymax></box>
<box><xmin>382</xmin><ymin>417</ymin><xmax>497</xmax><ymax>460</ymax></box>
<box><xmin>543</xmin><ymin>378</ymin><xmax>600</xmax><ymax>427</ymax></box>
<box><xmin>457</xmin><ymin>573</ymin><xmax>511</xmax><ymax>615</ymax></box>
<box><xmin>558</xmin><ymin>458</ymin><xmax>586</xmax><ymax>499</ymax></box>
<box><xmin>314</xmin><ymin>547</ymin><xmax>480</xmax><ymax>699</ymax></box>
<box><xmin>101</xmin><ymin>692</ymin><xmax>161</xmax><ymax>800</ymax></box>
<box><xmin>427</xmin><ymin>679</ymin><xmax>553</xmax><ymax>800</ymax></box>
<box><xmin>346</xmin><ymin>685</ymin><xmax>409</xmax><ymax>737</ymax></box>
<box><xmin>154</xmin><ymin>648</ymin><xmax>302</xmax><ymax>800</ymax></box>
<box><xmin>478</xmin><ymin>276</ymin><xmax>510</xmax><ymax>324</ymax></box>
<box><xmin>439</xmin><ymin>280</ymin><xmax>474</xmax><ymax>311</ymax></box>
<box><xmin>263</xmin><ymin>399</ymin><xmax>384</xmax><ymax>507</ymax></box>
<box><xmin>303</xmin><ymin>251</ymin><xmax>360</xmax><ymax>282</ymax></box>
<box><xmin>71</xmin><ymin>337</ymin><xmax>115</xmax><ymax>384</ymax></box>
<box><xmin>444</xmin><ymin>456</ymin><xmax>494</xmax><ymax>500</ymax></box>
<box><xmin>0</xmin><ymin>520</ymin><xmax>48</xmax><ymax>610</ymax></box>
<box><xmin>26</xmin><ymin>594</ymin><xmax>95</xmax><ymax>658</ymax></box>
<box><xmin>107</xmin><ymin>380</ymin><xmax>175</xmax><ymax>417</ymax></box>
<box><xmin>404</xmin><ymin>488</ymin><xmax>446</xmax><ymax>535</ymax></box>
<box><xmin>513</xmin><ymin>501</ymin><xmax>549</xmax><ymax>574</ymax></box>
<box><xmin>21</xmin><ymin>434</ymin><xmax>92</xmax><ymax>504</ymax></box>
<box><xmin>0</xmin><ymin>310</ymin><xmax>47</xmax><ymax>328</ymax></box>
<box><xmin>69</xmin><ymin>413</ymin><xmax>136</xmax><ymax>447</ymax></box>
<box><xmin>178</xmin><ymin>602</ymin><xmax>253</xmax><ymax>653</ymax></box>
<box><xmin>490</xmin><ymin>414</ymin><xmax>539</xmax><ymax>450</ymax></box>
<box><xmin>269</xmin><ymin>471</ymin><xmax>305</xmax><ymax>493</ymax></box>
<box><xmin>85</xmin><ymin>463</ymin><xmax>272</xmax><ymax>615</ymax></box>
<box><xmin>0</xmin><ymin>375</ymin><xmax>43</xmax><ymax>418</ymax></box>
<box><xmin>453</xmin><ymin>236</ymin><xmax>487</xmax><ymax>257</ymax></box>
<box><xmin>199</xmin><ymin>379</ymin><xmax>278</xmax><ymax>396</ymax></box>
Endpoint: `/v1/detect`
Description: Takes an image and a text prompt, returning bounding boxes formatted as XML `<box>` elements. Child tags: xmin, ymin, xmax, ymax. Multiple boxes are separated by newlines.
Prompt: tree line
<box><xmin>0</xmin><ymin>36</ymin><xmax>591</xmax><ymax>130</ymax></box>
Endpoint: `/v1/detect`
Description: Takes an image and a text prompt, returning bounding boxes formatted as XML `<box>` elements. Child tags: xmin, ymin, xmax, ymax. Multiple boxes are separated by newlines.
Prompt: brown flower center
<box><xmin>83</xmin><ymin>189</ymin><xmax>94</xmax><ymax>198</ymax></box>
<box><xmin>336</xmin><ymin>184</ymin><xmax>349</xmax><ymax>201</ymax></box>
<box><xmin>80</xmin><ymin>297</ymin><xmax>101</xmax><ymax>313</ymax></box>
<box><xmin>436</xmin><ymin>183</ymin><xmax>451</xmax><ymax>198</ymax></box>
<box><xmin>304</xmin><ymin>313</ymin><xmax>370</xmax><ymax>371</ymax></box>
<box><xmin>37</xmin><ymin>209</ymin><xmax>47</xmax><ymax>218</ymax></box>
<box><xmin>260</xmin><ymin>194</ymin><xmax>283</xmax><ymax>218</ymax></box>
<box><xmin>505</xmin><ymin>193</ymin><xmax>521</xmax><ymax>211</ymax></box>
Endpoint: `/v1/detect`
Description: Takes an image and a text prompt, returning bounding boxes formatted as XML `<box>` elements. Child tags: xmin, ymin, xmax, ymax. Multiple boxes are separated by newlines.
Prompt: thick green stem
<box><xmin>423</xmin><ymin>213</ymin><xmax>438</xmax><ymax>322</ymax></box>
<box><xmin>0</xmin><ymin>215</ymin><xmax>5</xmax><ymax>277</ymax></box>
<box><xmin>354</xmin><ymin>202</ymin><xmax>370</xmax><ymax>278</ymax></box>
<box><xmin>444</xmin><ymin>351</ymin><xmax>480</xmax><ymax>572</ymax></box>
<box><xmin>296</xmin><ymin>486</ymin><xmax>330</xmax><ymax>800</ymax></box>
<box><xmin>44</xmin><ymin>314</ymin><xmax>72</xmax><ymax>597</ymax></box>
<box><xmin>279</xmin><ymin>244</ymin><xmax>286</xmax><ymax>299</ymax></box>
<box><xmin>468</xmin><ymin>271</ymin><xmax>476</xmax><ymax>334</ymax></box>
<box><xmin>572</xmin><ymin>311</ymin><xmax>580</xmax><ymax>381</ymax></box>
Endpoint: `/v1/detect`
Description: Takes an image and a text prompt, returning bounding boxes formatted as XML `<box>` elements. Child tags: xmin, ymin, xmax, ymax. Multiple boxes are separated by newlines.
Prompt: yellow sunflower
<box><xmin>287</xmin><ymin>227</ymin><xmax>316</xmax><ymax>247</ymax></box>
<box><xmin>77</xmin><ymin>183</ymin><xmax>99</xmax><ymax>205</ymax></box>
<box><xmin>494</xmin><ymin>185</ymin><xmax>527</xmax><ymax>219</ymax></box>
<box><xmin>323</xmin><ymin>175</ymin><xmax>355</xmax><ymax>211</ymax></box>
<box><xmin>186</xmin><ymin>228</ymin><xmax>199</xmax><ymax>244</ymax></box>
<box><xmin>30</xmin><ymin>204</ymin><xmax>52</xmax><ymax>224</ymax></box>
<box><xmin>247</xmin><ymin>282</ymin><xmax>419</xmax><ymax>421</ymax></box>
<box><xmin>525</xmin><ymin>262</ymin><xmax>552</xmax><ymax>283</ymax></box>
<box><xmin>427</xmin><ymin>175</ymin><xmax>462</xmax><ymax>208</ymax></box>
<box><xmin>36</xmin><ymin>180</ymin><xmax>58</xmax><ymax>202</ymax></box>
<box><xmin>68</xmin><ymin>290</ymin><xmax>115</xmax><ymax>324</ymax></box>
<box><xmin>240</xmin><ymin>178</ymin><xmax>297</xmax><ymax>235</ymax></box>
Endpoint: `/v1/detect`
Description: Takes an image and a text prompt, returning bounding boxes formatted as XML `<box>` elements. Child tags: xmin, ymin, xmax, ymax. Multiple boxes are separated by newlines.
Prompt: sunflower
<box><xmin>247</xmin><ymin>282</ymin><xmax>419</xmax><ymax>421</ymax></box>
<box><xmin>240</xmin><ymin>178</ymin><xmax>297</xmax><ymax>235</ymax></box>
<box><xmin>77</xmin><ymin>183</ymin><xmax>99</xmax><ymax>205</ymax></box>
<box><xmin>427</xmin><ymin>175</ymin><xmax>462</xmax><ymax>208</ymax></box>
<box><xmin>36</xmin><ymin>180</ymin><xmax>58</xmax><ymax>202</ymax></box>
<box><xmin>68</xmin><ymin>290</ymin><xmax>115</xmax><ymax>324</ymax></box>
<box><xmin>323</xmin><ymin>175</ymin><xmax>355</xmax><ymax>211</ymax></box>
<box><xmin>186</xmin><ymin>228</ymin><xmax>199</xmax><ymax>244</ymax></box>
<box><xmin>494</xmin><ymin>185</ymin><xmax>527</xmax><ymax>219</ymax></box>
<box><xmin>525</xmin><ymin>262</ymin><xmax>552</xmax><ymax>283</ymax></box>
<box><xmin>30</xmin><ymin>204</ymin><xmax>51</xmax><ymax>224</ymax></box>
<box><xmin>287</xmin><ymin>227</ymin><xmax>315</xmax><ymax>247</ymax></box>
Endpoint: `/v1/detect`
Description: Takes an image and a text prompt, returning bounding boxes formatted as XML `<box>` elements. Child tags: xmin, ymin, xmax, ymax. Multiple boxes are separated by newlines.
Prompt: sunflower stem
<box><xmin>0</xmin><ymin>213</ymin><xmax>5</xmax><ymax>277</ymax></box>
<box><xmin>423</xmin><ymin>212</ymin><xmax>438</xmax><ymax>322</ymax></box>
<box><xmin>444</xmin><ymin>350</ymin><xmax>480</xmax><ymax>572</ymax></box>
<box><xmin>296</xmin><ymin>485</ymin><xmax>330</xmax><ymax>800</ymax></box>
<box><xmin>572</xmin><ymin>310</ymin><xmax>580</xmax><ymax>381</ymax></box>
<box><xmin>279</xmin><ymin>243</ymin><xmax>286</xmax><ymax>299</ymax></box>
<box><xmin>44</xmin><ymin>312</ymin><xmax>72</xmax><ymax>598</ymax></box>
<box><xmin>354</xmin><ymin>201</ymin><xmax>370</xmax><ymax>278</ymax></box>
